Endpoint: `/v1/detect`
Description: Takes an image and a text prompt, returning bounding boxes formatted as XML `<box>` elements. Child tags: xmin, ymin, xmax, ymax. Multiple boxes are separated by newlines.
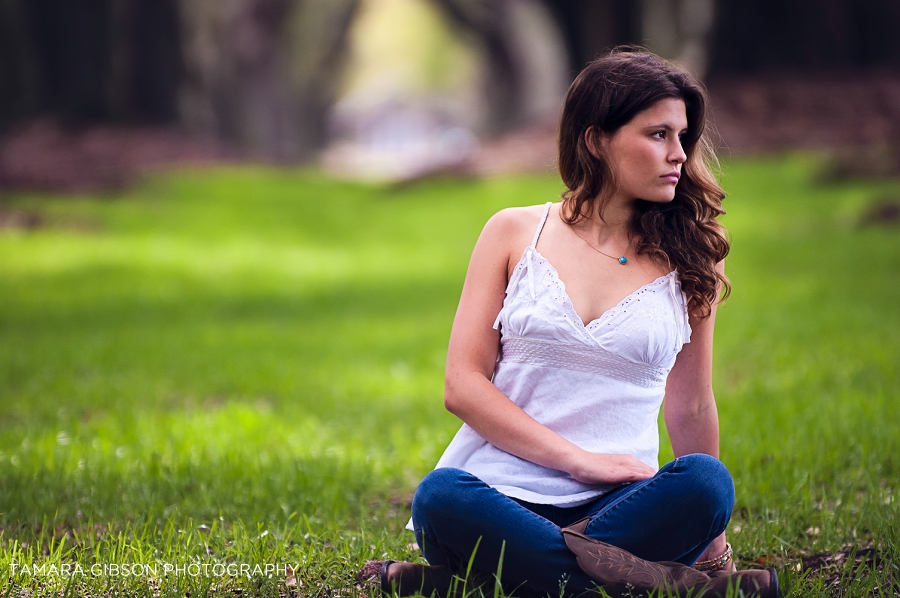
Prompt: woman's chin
<box><xmin>639</xmin><ymin>194</ymin><xmax>677</xmax><ymax>204</ymax></box>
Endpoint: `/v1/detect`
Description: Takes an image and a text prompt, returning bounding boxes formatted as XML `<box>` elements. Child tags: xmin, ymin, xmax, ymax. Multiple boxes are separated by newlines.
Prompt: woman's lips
<box><xmin>661</xmin><ymin>173</ymin><xmax>680</xmax><ymax>183</ymax></box>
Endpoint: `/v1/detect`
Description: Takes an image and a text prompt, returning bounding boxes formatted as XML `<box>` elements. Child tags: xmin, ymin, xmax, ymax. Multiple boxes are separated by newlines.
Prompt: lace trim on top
<box><xmin>493</xmin><ymin>202</ymin><xmax>691</xmax><ymax>350</ymax></box>
<box><xmin>532</xmin><ymin>253</ymin><xmax>678</xmax><ymax>335</ymax></box>
<box><xmin>500</xmin><ymin>335</ymin><xmax>668</xmax><ymax>388</ymax></box>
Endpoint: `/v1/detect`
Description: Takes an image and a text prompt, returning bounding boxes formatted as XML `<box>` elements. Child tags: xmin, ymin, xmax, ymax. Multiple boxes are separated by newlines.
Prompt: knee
<box><xmin>676</xmin><ymin>454</ymin><xmax>735</xmax><ymax>520</ymax></box>
<box><xmin>412</xmin><ymin>468</ymin><xmax>475</xmax><ymax>525</ymax></box>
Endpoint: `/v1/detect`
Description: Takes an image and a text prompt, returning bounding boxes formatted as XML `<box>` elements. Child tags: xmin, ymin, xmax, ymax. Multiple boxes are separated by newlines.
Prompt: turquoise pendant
<box><xmin>618</xmin><ymin>256</ymin><xmax>628</xmax><ymax>265</ymax></box>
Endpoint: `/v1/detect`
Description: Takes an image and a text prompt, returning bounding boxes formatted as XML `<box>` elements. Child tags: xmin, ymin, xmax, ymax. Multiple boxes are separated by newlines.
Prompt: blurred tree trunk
<box><xmin>178</xmin><ymin>0</ymin><xmax>359</xmax><ymax>159</ymax></box>
<box><xmin>537</xmin><ymin>0</ymin><xmax>715</xmax><ymax>78</ymax></box>
<box><xmin>708</xmin><ymin>0</ymin><xmax>900</xmax><ymax>74</ymax></box>
<box><xmin>538</xmin><ymin>0</ymin><xmax>640</xmax><ymax>75</ymax></box>
<box><xmin>640</xmin><ymin>0</ymin><xmax>715</xmax><ymax>77</ymax></box>
<box><xmin>429</xmin><ymin>0</ymin><xmax>526</xmax><ymax>133</ymax></box>
<box><xmin>0</xmin><ymin>0</ymin><xmax>358</xmax><ymax>158</ymax></box>
<box><xmin>111</xmin><ymin>0</ymin><xmax>183</xmax><ymax>121</ymax></box>
<box><xmin>546</xmin><ymin>0</ymin><xmax>900</xmax><ymax>80</ymax></box>
<box><xmin>0</xmin><ymin>0</ymin><xmax>38</xmax><ymax>129</ymax></box>
<box><xmin>0</xmin><ymin>0</ymin><xmax>182</xmax><ymax>128</ymax></box>
<box><xmin>428</xmin><ymin>0</ymin><xmax>686</xmax><ymax>132</ymax></box>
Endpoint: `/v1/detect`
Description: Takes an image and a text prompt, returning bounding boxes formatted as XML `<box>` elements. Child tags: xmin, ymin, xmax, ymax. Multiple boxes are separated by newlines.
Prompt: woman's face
<box><xmin>600</xmin><ymin>97</ymin><xmax>688</xmax><ymax>205</ymax></box>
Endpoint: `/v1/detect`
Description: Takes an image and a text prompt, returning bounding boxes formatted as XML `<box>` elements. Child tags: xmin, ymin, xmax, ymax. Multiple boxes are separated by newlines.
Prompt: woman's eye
<box><xmin>652</xmin><ymin>131</ymin><xmax>666</xmax><ymax>139</ymax></box>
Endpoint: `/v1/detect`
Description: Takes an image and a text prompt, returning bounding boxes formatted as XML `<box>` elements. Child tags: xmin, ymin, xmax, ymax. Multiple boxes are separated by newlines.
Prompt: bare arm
<box><xmin>663</xmin><ymin>260</ymin><xmax>733</xmax><ymax>567</ymax></box>
<box><xmin>443</xmin><ymin>209</ymin><xmax>655</xmax><ymax>486</ymax></box>
<box><xmin>663</xmin><ymin>300</ymin><xmax>720</xmax><ymax>459</ymax></box>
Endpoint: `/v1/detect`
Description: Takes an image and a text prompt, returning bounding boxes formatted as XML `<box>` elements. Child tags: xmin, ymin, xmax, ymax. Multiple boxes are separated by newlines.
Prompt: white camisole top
<box><xmin>422</xmin><ymin>202</ymin><xmax>692</xmax><ymax>515</ymax></box>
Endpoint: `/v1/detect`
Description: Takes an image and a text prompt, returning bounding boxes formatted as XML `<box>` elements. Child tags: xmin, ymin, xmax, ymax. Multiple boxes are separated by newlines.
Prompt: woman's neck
<box><xmin>564</xmin><ymin>196</ymin><xmax>634</xmax><ymax>245</ymax></box>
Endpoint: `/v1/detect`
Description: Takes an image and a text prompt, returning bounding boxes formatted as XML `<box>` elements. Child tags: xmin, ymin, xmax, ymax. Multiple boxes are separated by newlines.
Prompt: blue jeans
<box><xmin>411</xmin><ymin>453</ymin><xmax>734</xmax><ymax>596</ymax></box>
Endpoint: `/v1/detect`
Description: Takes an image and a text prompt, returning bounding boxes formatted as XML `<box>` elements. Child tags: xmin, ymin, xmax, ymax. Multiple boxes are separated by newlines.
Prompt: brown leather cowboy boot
<box><xmin>357</xmin><ymin>560</ymin><xmax>497</xmax><ymax>597</ymax></box>
<box><xmin>358</xmin><ymin>560</ymin><xmax>454</xmax><ymax>596</ymax></box>
<box><xmin>561</xmin><ymin>518</ymin><xmax>779</xmax><ymax>598</ymax></box>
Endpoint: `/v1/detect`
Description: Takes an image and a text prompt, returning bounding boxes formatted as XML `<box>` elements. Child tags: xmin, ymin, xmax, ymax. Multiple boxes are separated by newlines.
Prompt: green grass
<box><xmin>0</xmin><ymin>155</ymin><xmax>897</xmax><ymax>596</ymax></box>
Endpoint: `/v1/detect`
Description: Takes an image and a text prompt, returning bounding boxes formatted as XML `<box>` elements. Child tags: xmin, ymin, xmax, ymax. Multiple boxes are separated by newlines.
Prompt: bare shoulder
<box><xmin>467</xmin><ymin>203</ymin><xmax>555</xmax><ymax>280</ymax></box>
<box><xmin>480</xmin><ymin>203</ymin><xmax>552</xmax><ymax>249</ymax></box>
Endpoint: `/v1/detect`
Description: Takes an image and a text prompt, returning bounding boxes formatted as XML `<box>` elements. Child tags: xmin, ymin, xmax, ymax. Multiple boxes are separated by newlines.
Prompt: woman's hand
<box><xmin>566</xmin><ymin>451</ymin><xmax>656</xmax><ymax>486</ymax></box>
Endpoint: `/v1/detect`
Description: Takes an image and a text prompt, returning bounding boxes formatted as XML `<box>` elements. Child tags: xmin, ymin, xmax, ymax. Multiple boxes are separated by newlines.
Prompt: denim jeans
<box><xmin>411</xmin><ymin>453</ymin><xmax>734</xmax><ymax>596</ymax></box>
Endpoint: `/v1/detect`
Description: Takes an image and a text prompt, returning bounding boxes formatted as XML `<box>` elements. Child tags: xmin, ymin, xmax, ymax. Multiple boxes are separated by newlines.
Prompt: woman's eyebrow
<box><xmin>644</xmin><ymin>123</ymin><xmax>688</xmax><ymax>132</ymax></box>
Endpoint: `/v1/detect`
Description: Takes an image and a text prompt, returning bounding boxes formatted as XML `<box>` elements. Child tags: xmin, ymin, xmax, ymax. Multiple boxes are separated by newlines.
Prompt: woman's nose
<box><xmin>670</xmin><ymin>141</ymin><xmax>687</xmax><ymax>164</ymax></box>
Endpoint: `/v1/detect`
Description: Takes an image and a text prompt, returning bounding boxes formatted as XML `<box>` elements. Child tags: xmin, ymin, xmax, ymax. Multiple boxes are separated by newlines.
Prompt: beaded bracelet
<box><xmin>692</xmin><ymin>543</ymin><xmax>733</xmax><ymax>572</ymax></box>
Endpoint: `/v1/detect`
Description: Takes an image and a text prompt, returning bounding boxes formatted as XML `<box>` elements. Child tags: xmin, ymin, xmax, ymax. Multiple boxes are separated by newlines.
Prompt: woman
<box><xmin>360</xmin><ymin>48</ymin><xmax>778</xmax><ymax>597</ymax></box>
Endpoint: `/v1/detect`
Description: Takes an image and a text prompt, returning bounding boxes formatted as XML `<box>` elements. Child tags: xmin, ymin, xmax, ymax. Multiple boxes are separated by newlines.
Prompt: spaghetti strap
<box><xmin>530</xmin><ymin>202</ymin><xmax>553</xmax><ymax>248</ymax></box>
<box><xmin>497</xmin><ymin>202</ymin><xmax>554</xmax><ymax>325</ymax></box>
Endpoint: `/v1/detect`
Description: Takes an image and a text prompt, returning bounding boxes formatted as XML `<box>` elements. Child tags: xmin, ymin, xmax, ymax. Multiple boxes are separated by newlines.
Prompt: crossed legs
<box><xmin>411</xmin><ymin>453</ymin><xmax>735</xmax><ymax>596</ymax></box>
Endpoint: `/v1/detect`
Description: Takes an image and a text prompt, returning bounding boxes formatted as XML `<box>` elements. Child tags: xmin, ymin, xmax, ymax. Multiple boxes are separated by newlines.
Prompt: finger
<box><xmin>635</xmin><ymin>462</ymin><xmax>656</xmax><ymax>475</ymax></box>
<box><xmin>631</xmin><ymin>467</ymin><xmax>655</xmax><ymax>480</ymax></box>
<box><xmin>621</xmin><ymin>470</ymin><xmax>651</xmax><ymax>482</ymax></box>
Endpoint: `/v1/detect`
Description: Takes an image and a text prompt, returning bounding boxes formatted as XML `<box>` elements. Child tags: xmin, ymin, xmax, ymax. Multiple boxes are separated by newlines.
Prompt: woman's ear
<box><xmin>584</xmin><ymin>126</ymin><xmax>603</xmax><ymax>159</ymax></box>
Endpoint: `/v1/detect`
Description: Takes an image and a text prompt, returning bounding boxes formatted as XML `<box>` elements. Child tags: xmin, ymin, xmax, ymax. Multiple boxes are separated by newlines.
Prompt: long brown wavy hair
<box><xmin>558</xmin><ymin>47</ymin><xmax>730</xmax><ymax>318</ymax></box>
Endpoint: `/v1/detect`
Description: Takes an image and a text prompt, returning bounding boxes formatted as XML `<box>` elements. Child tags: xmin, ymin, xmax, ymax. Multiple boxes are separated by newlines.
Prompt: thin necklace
<box><xmin>571</xmin><ymin>227</ymin><xmax>629</xmax><ymax>265</ymax></box>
